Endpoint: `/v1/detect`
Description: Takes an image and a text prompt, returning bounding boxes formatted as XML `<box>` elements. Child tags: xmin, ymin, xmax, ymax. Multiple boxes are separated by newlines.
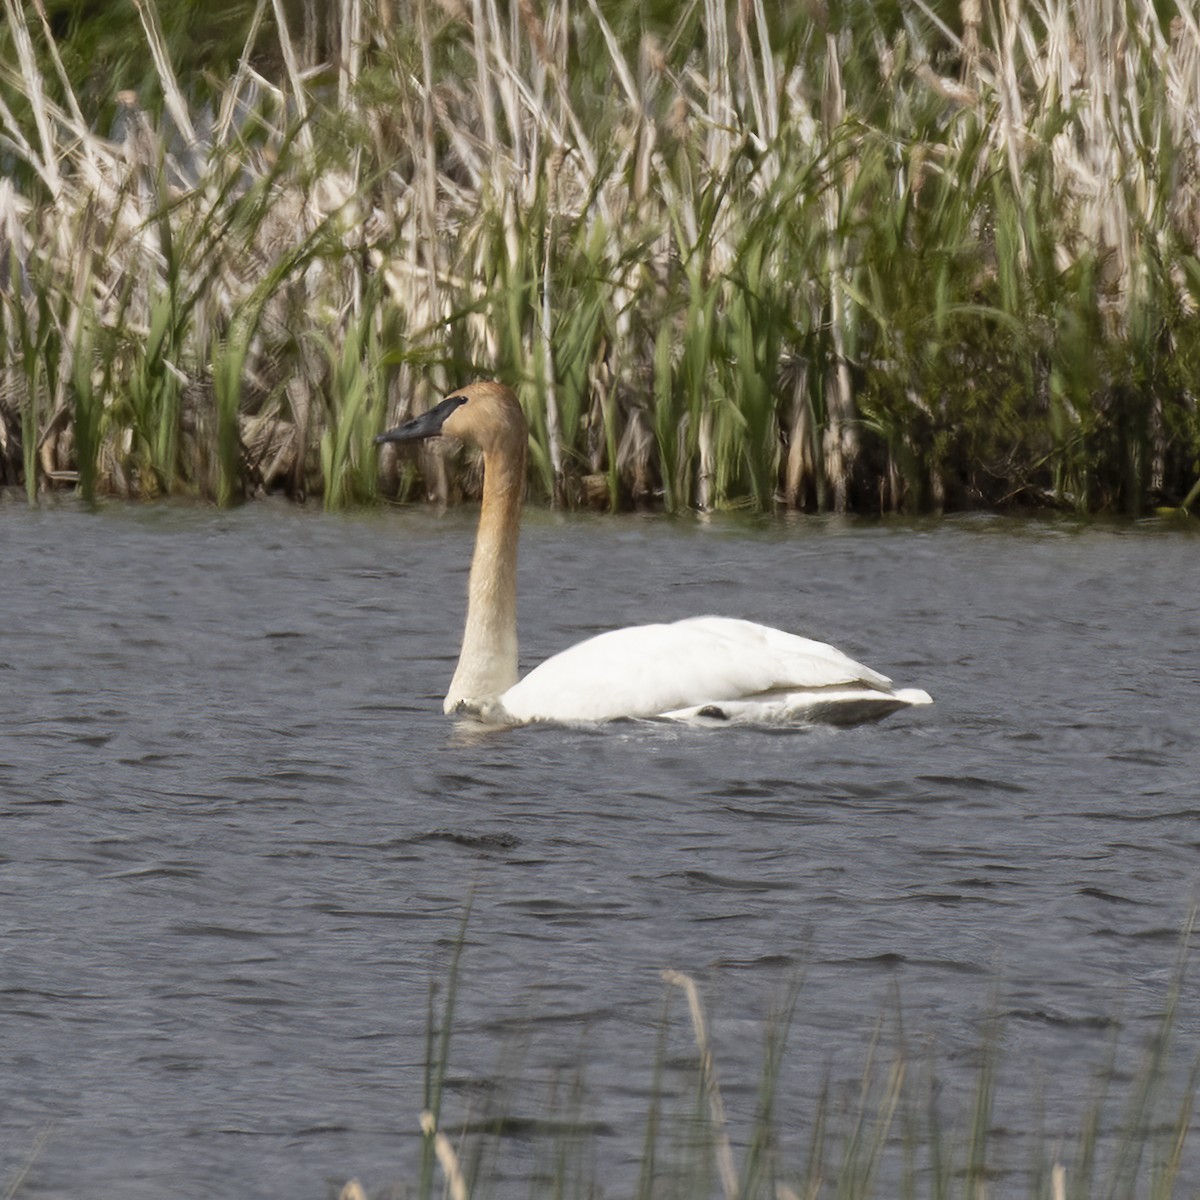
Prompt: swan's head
<box><xmin>375</xmin><ymin>381</ymin><xmax>527</xmax><ymax>456</ymax></box>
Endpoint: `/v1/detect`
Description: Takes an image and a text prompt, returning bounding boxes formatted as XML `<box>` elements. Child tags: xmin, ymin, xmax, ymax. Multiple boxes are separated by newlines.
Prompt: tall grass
<box><xmin>2</xmin><ymin>0</ymin><xmax>1200</xmax><ymax>512</ymax></box>
<box><xmin>343</xmin><ymin>940</ymin><xmax>1199</xmax><ymax>1200</ymax></box>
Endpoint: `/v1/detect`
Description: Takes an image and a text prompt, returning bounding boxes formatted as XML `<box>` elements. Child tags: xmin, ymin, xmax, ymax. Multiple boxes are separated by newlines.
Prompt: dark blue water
<box><xmin>2</xmin><ymin>503</ymin><xmax>1198</xmax><ymax>1198</ymax></box>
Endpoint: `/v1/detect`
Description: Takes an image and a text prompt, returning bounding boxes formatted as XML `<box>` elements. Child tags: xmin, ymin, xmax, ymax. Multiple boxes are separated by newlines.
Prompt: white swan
<box><xmin>377</xmin><ymin>382</ymin><xmax>932</xmax><ymax>726</ymax></box>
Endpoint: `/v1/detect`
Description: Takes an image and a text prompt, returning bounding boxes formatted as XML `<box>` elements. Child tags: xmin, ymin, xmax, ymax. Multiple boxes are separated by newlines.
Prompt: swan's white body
<box><xmin>497</xmin><ymin>616</ymin><xmax>929</xmax><ymax>725</ymax></box>
<box><xmin>377</xmin><ymin>383</ymin><xmax>932</xmax><ymax>728</ymax></box>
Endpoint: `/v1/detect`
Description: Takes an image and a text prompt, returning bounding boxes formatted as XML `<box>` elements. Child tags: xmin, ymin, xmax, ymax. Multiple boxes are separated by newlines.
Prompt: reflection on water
<box><xmin>1</xmin><ymin>503</ymin><xmax>1199</xmax><ymax>1198</ymax></box>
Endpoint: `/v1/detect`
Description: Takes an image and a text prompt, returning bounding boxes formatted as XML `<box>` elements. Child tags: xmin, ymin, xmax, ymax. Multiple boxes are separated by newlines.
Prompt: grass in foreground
<box><xmin>335</xmin><ymin>923</ymin><xmax>1198</xmax><ymax>1200</ymax></box>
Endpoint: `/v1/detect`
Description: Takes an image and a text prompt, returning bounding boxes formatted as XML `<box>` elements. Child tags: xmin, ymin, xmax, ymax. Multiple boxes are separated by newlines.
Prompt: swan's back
<box><xmin>498</xmin><ymin>616</ymin><xmax>919</xmax><ymax>724</ymax></box>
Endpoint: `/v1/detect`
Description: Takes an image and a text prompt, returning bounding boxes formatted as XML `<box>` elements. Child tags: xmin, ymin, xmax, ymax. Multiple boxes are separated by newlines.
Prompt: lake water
<box><xmin>2</xmin><ymin>501</ymin><xmax>1198</xmax><ymax>1199</ymax></box>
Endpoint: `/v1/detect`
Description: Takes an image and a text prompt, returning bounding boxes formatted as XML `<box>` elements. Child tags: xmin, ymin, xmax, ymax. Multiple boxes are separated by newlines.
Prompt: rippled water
<box><xmin>2</xmin><ymin>502</ymin><xmax>1199</xmax><ymax>1198</ymax></box>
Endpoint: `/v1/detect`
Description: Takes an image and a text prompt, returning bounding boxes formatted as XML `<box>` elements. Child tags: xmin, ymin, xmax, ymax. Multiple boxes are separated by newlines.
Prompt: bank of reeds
<box><xmin>3</xmin><ymin>0</ymin><xmax>1200</xmax><ymax>513</ymax></box>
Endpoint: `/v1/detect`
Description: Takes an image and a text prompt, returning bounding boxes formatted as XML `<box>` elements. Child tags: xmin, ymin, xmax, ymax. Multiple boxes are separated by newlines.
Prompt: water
<box><xmin>2</xmin><ymin>502</ymin><xmax>1198</xmax><ymax>1198</ymax></box>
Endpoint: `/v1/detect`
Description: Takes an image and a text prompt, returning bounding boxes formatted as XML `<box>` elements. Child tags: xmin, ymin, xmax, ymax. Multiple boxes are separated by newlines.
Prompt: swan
<box><xmin>376</xmin><ymin>381</ymin><xmax>932</xmax><ymax>726</ymax></box>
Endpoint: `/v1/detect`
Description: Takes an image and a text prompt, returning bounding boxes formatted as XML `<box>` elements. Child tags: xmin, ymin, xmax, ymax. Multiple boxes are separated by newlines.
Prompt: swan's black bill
<box><xmin>375</xmin><ymin>394</ymin><xmax>467</xmax><ymax>445</ymax></box>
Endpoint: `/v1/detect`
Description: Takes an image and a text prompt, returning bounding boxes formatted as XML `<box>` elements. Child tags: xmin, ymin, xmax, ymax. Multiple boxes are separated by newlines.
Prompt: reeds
<box><xmin>3</xmin><ymin>0</ymin><xmax>1200</xmax><ymax>512</ymax></box>
<box><xmin>347</xmin><ymin>947</ymin><xmax>1199</xmax><ymax>1200</ymax></box>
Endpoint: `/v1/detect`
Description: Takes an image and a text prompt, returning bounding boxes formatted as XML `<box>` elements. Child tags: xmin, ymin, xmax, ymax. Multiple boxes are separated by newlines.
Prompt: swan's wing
<box><xmin>499</xmin><ymin>615</ymin><xmax>900</xmax><ymax>723</ymax></box>
<box><xmin>665</xmin><ymin>686</ymin><xmax>933</xmax><ymax>726</ymax></box>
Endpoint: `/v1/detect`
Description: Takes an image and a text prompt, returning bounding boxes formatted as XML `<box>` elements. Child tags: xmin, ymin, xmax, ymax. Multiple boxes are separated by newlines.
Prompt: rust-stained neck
<box><xmin>440</xmin><ymin>384</ymin><xmax>528</xmax><ymax>712</ymax></box>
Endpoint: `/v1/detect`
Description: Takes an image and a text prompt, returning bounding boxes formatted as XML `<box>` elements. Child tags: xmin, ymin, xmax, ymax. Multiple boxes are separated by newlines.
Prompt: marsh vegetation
<box><xmin>2</xmin><ymin>0</ymin><xmax>1200</xmax><ymax>513</ymax></box>
<box><xmin>342</xmin><ymin>923</ymin><xmax>1200</xmax><ymax>1200</ymax></box>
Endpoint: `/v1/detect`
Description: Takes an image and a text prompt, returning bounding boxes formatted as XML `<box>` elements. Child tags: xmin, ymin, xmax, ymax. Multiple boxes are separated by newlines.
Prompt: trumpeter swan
<box><xmin>376</xmin><ymin>382</ymin><xmax>932</xmax><ymax>726</ymax></box>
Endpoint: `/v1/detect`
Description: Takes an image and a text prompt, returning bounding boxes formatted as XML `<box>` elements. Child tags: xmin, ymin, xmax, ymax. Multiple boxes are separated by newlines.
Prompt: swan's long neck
<box><xmin>443</xmin><ymin>444</ymin><xmax>523</xmax><ymax>713</ymax></box>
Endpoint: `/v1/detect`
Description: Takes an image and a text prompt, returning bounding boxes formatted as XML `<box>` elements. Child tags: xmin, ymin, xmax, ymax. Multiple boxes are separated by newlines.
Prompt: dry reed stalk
<box><xmin>783</xmin><ymin>364</ymin><xmax>814</xmax><ymax>508</ymax></box>
<box><xmin>819</xmin><ymin>33</ymin><xmax>858</xmax><ymax>513</ymax></box>
<box><xmin>540</xmin><ymin>192</ymin><xmax>564</xmax><ymax>506</ymax></box>
<box><xmin>214</xmin><ymin>0</ymin><xmax>271</xmax><ymax>145</ymax></box>
<box><xmin>1051</xmin><ymin>1162</ymin><xmax>1066</xmax><ymax>1200</ymax></box>
<box><xmin>2</xmin><ymin>0</ymin><xmax>62</xmax><ymax>197</ymax></box>
<box><xmin>130</xmin><ymin>0</ymin><xmax>198</xmax><ymax>149</ymax></box>
<box><xmin>413</xmin><ymin>8</ymin><xmax>453</xmax><ymax>460</ymax></box>
<box><xmin>993</xmin><ymin>0</ymin><xmax>1029</xmax><ymax>256</ymax></box>
<box><xmin>420</xmin><ymin>1109</ymin><xmax>469</xmax><ymax>1200</ymax></box>
<box><xmin>469</xmin><ymin>0</ymin><xmax>500</xmax><ymax>186</ymax></box>
<box><xmin>486</xmin><ymin>0</ymin><xmax>524</xmax><ymax>185</ymax></box>
<box><xmin>662</xmin><ymin>969</ymin><xmax>738</xmax><ymax>1200</ymax></box>
<box><xmin>338</xmin><ymin>0</ymin><xmax>363</xmax><ymax>111</ymax></box>
<box><xmin>28</xmin><ymin>0</ymin><xmax>92</xmax><ymax>160</ymax></box>
<box><xmin>269</xmin><ymin>0</ymin><xmax>314</xmax><ymax>154</ymax></box>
